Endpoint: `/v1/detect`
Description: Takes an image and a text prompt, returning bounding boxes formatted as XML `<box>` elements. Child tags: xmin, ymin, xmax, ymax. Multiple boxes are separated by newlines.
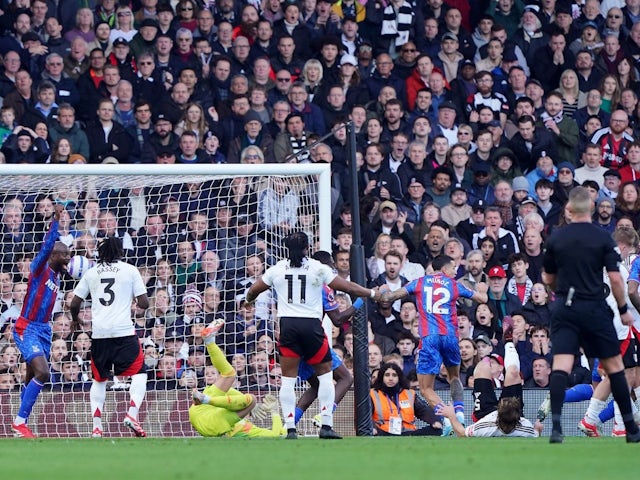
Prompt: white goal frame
<box><xmin>0</xmin><ymin>162</ymin><xmax>333</xmax><ymax>438</ymax></box>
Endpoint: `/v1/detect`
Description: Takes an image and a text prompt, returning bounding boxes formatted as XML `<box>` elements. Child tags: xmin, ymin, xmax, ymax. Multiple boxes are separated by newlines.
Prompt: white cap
<box><xmin>340</xmin><ymin>54</ymin><xmax>357</xmax><ymax>66</ymax></box>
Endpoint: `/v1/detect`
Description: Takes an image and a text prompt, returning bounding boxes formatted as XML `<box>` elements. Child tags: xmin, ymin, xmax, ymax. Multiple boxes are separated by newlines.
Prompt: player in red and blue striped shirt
<box><xmin>11</xmin><ymin>205</ymin><xmax>70</xmax><ymax>438</ymax></box>
<box><xmin>381</xmin><ymin>255</ymin><xmax>488</xmax><ymax>435</ymax></box>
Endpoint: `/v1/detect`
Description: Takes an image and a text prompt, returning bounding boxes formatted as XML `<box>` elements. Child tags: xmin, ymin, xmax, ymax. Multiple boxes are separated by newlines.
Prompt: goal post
<box><xmin>0</xmin><ymin>162</ymin><xmax>352</xmax><ymax>438</ymax></box>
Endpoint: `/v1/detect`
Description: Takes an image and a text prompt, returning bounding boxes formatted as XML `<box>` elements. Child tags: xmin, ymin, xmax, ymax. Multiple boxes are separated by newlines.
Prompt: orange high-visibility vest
<box><xmin>370</xmin><ymin>388</ymin><xmax>417</xmax><ymax>433</ymax></box>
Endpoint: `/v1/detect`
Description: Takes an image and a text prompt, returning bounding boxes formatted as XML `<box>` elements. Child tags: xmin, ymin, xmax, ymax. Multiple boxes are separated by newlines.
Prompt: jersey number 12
<box><xmin>423</xmin><ymin>285</ymin><xmax>451</xmax><ymax>314</ymax></box>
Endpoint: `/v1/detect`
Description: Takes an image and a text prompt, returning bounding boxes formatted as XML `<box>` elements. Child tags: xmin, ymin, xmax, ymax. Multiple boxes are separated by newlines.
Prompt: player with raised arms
<box><xmin>12</xmin><ymin>205</ymin><xmax>69</xmax><ymax>438</ymax></box>
<box><xmin>189</xmin><ymin>319</ymin><xmax>284</xmax><ymax>438</ymax></box>
<box><xmin>70</xmin><ymin>236</ymin><xmax>150</xmax><ymax>438</ymax></box>
<box><xmin>380</xmin><ymin>254</ymin><xmax>488</xmax><ymax>435</ymax></box>
<box><xmin>246</xmin><ymin>231</ymin><xmax>383</xmax><ymax>439</ymax></box>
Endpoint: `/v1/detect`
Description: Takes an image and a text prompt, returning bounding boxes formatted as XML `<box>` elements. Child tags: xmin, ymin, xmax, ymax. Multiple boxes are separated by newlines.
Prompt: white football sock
<box><xmin>503</xmin><ymin>342</ymin><xmax>520</xmax><ymax>371</ymax></box>
<box><xmin>91</xmin><ymin>380</ymin><xmax>107</xmax><ymax>429</ymax></box>
<box><xmin>585</xmin><ymin>397</ymin><xmax>607</xmax><ymax>424</ymax></box>
<box><xmin>280</xmin><ymin>376</ymin><xmax>297</xmax><ymax>430</ymax></box>
<box><xmin>317</xmin><ymin>371</ymin><xmax>336</xmax><ymax>428</ymax></box>
<box><xmin>127</xmin><ymin>373</ymin><xmax>147</xmax><ymax>419</ymax></box>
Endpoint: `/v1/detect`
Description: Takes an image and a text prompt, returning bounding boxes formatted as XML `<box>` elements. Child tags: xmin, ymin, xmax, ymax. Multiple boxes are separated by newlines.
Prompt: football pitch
<box><xmin>1</xmin><ymin>437</ymin><xmax>639</xmax><ymax>480</ymax></box>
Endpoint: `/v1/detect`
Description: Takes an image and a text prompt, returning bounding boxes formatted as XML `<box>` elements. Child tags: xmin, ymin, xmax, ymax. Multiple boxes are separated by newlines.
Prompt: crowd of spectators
<box><xmin>0</xmin><ymin>0</ymin><xmax>639</xmax><ymax>394</ymax></box>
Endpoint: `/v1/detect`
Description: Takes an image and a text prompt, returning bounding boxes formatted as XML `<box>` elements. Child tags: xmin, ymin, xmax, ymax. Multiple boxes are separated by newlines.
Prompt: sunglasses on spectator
<box><xmin>402</xmin><ymin>48</ymin><xmax>416</xmax><ymax>53</ymax></box>
<box><xmin>277</xmin><ymin>78</ymin><xmax>291</xmax><ymax>82</ymax></box>
<box><xmin>608</xmin><ymin>14</ymin><xmax>621</xmax><ymax>18</ymax></box>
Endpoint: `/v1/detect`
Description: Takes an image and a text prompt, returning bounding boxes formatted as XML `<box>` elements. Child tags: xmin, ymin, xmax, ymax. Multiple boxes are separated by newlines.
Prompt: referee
<box><xmin>542</xmin><ymin>187</ymin><xmax>640</xmax><ymax>443</ymax></box>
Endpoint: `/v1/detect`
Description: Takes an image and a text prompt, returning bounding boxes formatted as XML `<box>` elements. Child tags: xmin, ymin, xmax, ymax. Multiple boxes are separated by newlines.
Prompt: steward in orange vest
<box><xmin>370</xmin><ymin>363</ymin><xmax>442</xmax><ymax>436</ymax></box>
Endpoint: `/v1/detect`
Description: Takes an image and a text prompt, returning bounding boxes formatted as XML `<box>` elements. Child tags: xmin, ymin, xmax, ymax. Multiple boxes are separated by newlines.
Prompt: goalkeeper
<box><xmin>189</xmin><ymin>319</ymin><xmax>283</xmax><ymax>438</ymax></box>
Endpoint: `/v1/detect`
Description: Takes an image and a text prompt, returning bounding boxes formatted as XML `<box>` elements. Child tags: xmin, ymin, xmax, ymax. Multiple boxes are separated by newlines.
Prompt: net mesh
<box><xmin>0</xmin><ymin>165</ymin><xmax>338</xmax><ymax>437</ymax></box>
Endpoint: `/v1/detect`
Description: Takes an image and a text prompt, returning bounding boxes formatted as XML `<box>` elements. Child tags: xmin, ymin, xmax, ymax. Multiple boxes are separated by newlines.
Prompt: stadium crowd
<box><xmin>0</xmin><ymin>0</ymin><xmax>639</xmax><ymax>400</ymax></box>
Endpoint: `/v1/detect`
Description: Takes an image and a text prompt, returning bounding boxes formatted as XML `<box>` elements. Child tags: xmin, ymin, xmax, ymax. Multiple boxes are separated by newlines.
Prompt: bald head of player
<box><xmin>50</xmin><ymin>241</ymin><xmax>71</xmax><ymax>273</ymax></box>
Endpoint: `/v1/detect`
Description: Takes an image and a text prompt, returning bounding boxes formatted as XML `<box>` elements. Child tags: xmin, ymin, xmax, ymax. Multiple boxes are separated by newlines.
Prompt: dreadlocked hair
<box><xmin>97</xmin><ymin>236</ymin><xmax>123</xmax><ymax>265</ymax></box>
<box><xmin>284</xmin><ymin>231</ymin><xmax>309</xmax><ymax>268</ymax></box>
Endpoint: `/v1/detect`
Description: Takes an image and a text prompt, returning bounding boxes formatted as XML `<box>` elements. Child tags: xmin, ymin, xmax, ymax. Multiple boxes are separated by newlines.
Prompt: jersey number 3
<box><xmin>285</xmin><ymin>274</ymin><xmax>307</xmax><ymax>304</ymax></box>
<box><xmin>99</xmin><ymin>278</ymin><xmax>116</xmax><ymax>307</ymax></box>
<box><xmin>423</xmin><ymin>286</ymin><xmax>451</xmax><ymax>314</ymax></box>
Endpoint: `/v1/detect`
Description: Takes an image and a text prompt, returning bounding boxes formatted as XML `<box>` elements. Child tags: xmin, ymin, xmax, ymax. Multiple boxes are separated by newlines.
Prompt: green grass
<box><xmin>1</xmin><ymin>437</ymin><xmax>639</xmax><ymax>480</ymax></box>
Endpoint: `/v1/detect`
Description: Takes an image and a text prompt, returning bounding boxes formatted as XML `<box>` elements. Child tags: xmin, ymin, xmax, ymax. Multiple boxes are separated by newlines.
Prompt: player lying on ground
<box><xmin>190</xmin><ymin>319</ymin><xmax>283</xmax><ymax>438</ymax></box>
<box><xmin>438</xmin><ymin>340</ymin><xmax>543</xmax><ymax>437</ymax></box>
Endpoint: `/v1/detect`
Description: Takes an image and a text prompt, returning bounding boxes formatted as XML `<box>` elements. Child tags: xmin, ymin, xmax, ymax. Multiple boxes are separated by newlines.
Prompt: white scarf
<box><xmin>381</xmin><ymin>1</ymin><xmax>413</xmax><ymax>49</ymax></box>
<box><xmin>507</xmin><ymin>277</ymin><xmax>534</xmax><ymax>305</ymax></box>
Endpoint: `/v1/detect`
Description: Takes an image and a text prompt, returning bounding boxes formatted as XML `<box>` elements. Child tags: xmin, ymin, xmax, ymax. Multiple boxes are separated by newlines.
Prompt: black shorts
<box><xmin>550</xmin><ymin>299</ymin><xmax>620</xmax><ymax>359</ymax></box>
<box><xmin>278</xmin><ymin>316</ymin><xmax>331</xmax><ymax>365</ymax></box>
<box><xmin>621</xmin><ymin>337</ymin><xmax>639</xmax><ymax>369</ymax></box>
<box><xmin>91</xmin><ymin>335</ymin><xmax>146</xmax><ymax>382</ymax></box>
<box><xmin>471</xmin><ymin>378</ymin><xmax>524</xmax><ymax>423</ymax></box>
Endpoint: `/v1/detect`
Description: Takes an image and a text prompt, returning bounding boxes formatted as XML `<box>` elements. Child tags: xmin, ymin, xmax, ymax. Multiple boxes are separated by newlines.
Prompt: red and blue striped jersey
<box><xmin>19</xmin><ymin>220</ymin><xmax>60</xmax><ymax>325</ymax></box>
<box><xmin>322</xmin><ymin>285</ymin><xmax>339</xmax><ymax>314</ymax></box>
<box><xmin>404</xmin><ymin>272</ymin><xmax>474</xmax><ymax>337</ymax></box>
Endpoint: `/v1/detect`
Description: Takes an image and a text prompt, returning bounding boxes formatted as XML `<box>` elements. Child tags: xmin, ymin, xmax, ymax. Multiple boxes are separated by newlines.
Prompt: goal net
<box><xmin>0</xmin><ymin>163</ymin><xmax>342</xmax><ymax>438</ymax></box>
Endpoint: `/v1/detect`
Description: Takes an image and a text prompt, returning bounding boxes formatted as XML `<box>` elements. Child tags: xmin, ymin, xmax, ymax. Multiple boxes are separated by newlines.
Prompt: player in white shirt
<box><xmin>438</xmin><ymin>337</ymin><xmax>543</xmax><ymax>438</ymax></box>
<box><xmin>579</xmin><ymin>227</ymin><xmax>640</xmax><ymax>436</ymax></box>
<box><xmin>70</xmin><ymin>237</ymin><xmax>149</xmax><ymax>438</ymax></box>
<box><xmin>246</xmin><ymin>231</ymin><xmax>383</xmax><ymax>439</ymax></box>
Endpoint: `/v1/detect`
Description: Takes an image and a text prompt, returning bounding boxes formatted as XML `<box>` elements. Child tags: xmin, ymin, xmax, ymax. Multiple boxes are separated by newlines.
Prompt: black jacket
<box><xmin>85</xmin><ymin>121</ymin><xmax>133</xmax><ymax>163</ymax></box>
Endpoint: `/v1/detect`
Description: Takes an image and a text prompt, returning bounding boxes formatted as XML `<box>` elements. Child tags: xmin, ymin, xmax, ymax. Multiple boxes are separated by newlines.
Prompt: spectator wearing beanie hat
<box><xmin>594</xmin><ymin>197</ymin><xmax>616</xmax><ymax>233</ymax></box>
<box><xmin>172</xmin><ymin>289</ymin><xmax>204</xmax><ymax>337</ymax></box>
<box><xmin>552</xmin><ymin>161</ymin><xmax>579</xmax><ymax>205</ymax></box>
<box><xmin>511</xmin><ymin>175</ymin><xmax>532</xmax><ymax>203</ymax></box>
<box><xmin>491</xmin><ymin>147</ymin><xmax>523</xmax><ymax>188</ymax></box>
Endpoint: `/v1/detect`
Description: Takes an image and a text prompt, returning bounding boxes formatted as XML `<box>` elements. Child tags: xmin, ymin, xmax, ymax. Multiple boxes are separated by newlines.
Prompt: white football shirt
<box><xmin>464</xmin><ymin>410</ymin><xmax>538</xmax><ymax>437</ymax></box>
<box><xmin>262</xmin><ymin>257</ymin><xmax>337</xmax><ymax>319</ymax></box>
<box><xmin>73</xmin><ymin>260</ymin><xmax>147</xmax><ymax>339</ymax></box>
